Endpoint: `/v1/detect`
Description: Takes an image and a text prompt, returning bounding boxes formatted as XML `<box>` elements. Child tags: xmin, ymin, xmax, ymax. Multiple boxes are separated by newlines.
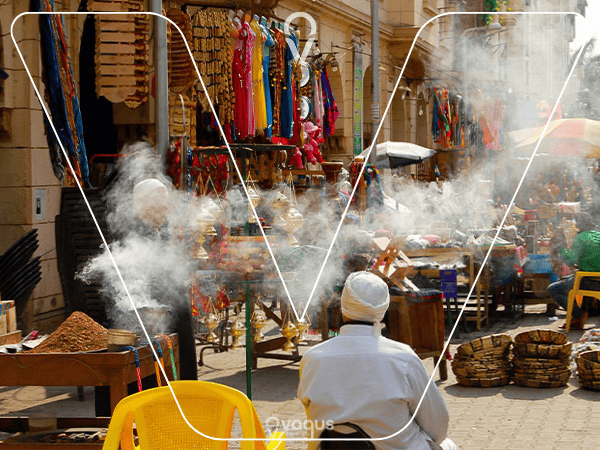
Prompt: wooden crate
<box><xmin>0</xmin><ymin>330</ymin><xmax>22</xmax><ymax>346</ymax></box>
<box><xmin>388</xmin><ymin>294</ymin><xmax>447</xmax><ymax>380</ymax></box>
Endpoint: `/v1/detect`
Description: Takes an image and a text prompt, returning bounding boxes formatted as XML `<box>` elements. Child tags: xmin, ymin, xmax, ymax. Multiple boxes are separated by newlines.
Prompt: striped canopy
<box><xmin>509</xmin><ymin>119</ymin><xmax>600</xmax><ymax>159</ymax></box>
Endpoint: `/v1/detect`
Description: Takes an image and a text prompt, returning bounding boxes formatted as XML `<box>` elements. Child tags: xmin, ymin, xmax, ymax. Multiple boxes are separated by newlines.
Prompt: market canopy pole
<box><xmin>152</xmin><ymin>0</ymin><xmax>169</xmax><ymax>164</ymax></box>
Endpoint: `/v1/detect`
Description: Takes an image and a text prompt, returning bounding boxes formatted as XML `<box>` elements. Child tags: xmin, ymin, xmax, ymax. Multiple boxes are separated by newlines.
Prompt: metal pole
<box><xmin>371</xmin><ymin>0</ymin><xmax>380</xmax><ymax>144</ymax></box>
<box><xmin>152</xmin><ymin>0</ymin><xmax>169</xmax><ymax>164</ymax></box>
<box><xmin>245</xmin><ymin>280</ymin><xmax>252</xmax><ymax>400</ymax></box>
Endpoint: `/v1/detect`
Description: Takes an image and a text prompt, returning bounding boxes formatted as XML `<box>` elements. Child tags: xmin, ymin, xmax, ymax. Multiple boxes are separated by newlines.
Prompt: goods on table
<box><xmin>575</xmin><ymin>350</ymin><xmax>600</xmax><ymax>391</ymax></box>
<box><xmin>452</xmin><ymin>334</ymin><xmax>513</xmax><ymax>387</ymax></box>
<box><xmin>28</xmin><ymin>311</ymin><xmax>108</xmax><ymax>353</ymax></box>
<box><xmin>512</xmin><ymin>329</ymin><xmax>571</xmax><ymax>388</ymax></box>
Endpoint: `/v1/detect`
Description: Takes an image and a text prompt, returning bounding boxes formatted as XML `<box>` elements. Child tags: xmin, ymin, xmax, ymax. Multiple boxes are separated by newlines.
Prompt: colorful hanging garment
<box><xmin>250</xmin><ymin>18</ymin><xmax>267</xmax><ymax>132</ymax></box>
<box><xmin>279</xmin><ymin>32</ymin><xmax>296</xmax><ymax>139</ymax></box>
<box><xmin>432</xmin><ymin>88</ymin><xmax>451</xmax><ymax>147</ymax></box>
<box><xmin>321</xmin><ymin>67</ymin><xmax>339</xmax><ymax>137</ymax></box>
<box><xmin>36</xmin><ymin>0</ymin><xmax>89</xmax><ymax>184</ymax></box>
<box><xmin>270</xmin><ymin>27</ymin><xmax>286</xmax><ymax>137</ymax></box>
<box><xmin>481</xmin><ymin>98</ymin><xmax>505</xmax><ymax>150</ymax></box>
<box><xmin>312</xmin><ymin>67</ymin><xmax>324</xmax><ymax>131</ymax></box>
<box><xmin>259</xmin><ymin>22</ymin><xmax>275</xmax><ymax>138</ymax></box>
<box><xmin>232</xmin><ymin>19</ymin><xmax>255</xmax><ymax>140</ymax></box>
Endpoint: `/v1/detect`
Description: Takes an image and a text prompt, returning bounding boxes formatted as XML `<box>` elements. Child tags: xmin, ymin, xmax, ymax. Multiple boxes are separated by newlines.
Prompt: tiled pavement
<box><xmin>1</xmin><ymin>304</ymin><xmax>599</xmax><ymax>449</ymax></box>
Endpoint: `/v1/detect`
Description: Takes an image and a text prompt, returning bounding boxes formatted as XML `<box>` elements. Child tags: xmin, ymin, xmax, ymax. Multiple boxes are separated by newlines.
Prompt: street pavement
<box><xmin>1</xmin><ymin>304</ymin><xmax>599</xmax><ymax>449</ymax></box>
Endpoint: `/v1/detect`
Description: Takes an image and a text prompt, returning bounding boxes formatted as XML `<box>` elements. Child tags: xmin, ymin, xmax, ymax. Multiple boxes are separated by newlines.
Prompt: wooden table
<box><xmin>402</xmin><ymin>248</ymin><xmax>485</xmax><ymax>330</ymax></box>
<box><xmin>403</xmin><ymin>246</ymin><xmax>518</xmax><ymax>331</ymax></box>
<box><xmin>0</xmin><ymin>333</ymin><xmax>179</xmax><ymax>425</ymax></box>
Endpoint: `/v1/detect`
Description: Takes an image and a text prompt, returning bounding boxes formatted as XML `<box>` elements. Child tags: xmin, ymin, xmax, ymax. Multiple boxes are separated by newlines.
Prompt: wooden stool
<box><xmin>565</xmin><ymin>271</ymin><xmax>600</xmax><ymax>333</ymax></box>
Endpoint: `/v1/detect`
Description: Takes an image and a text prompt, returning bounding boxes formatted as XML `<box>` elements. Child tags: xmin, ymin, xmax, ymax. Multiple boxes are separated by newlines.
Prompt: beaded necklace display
<box><xmin>192</xmin><ymin>10</ymin><xmax>234</xmax><ymax>127</ymax></box>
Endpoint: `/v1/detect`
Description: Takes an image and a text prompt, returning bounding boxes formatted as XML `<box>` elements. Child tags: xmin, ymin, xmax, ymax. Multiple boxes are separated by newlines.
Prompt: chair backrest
<box><xmin>103</xmin><ymin>380</ymin><xmax>271</xmax><ymax>450</ymax></box>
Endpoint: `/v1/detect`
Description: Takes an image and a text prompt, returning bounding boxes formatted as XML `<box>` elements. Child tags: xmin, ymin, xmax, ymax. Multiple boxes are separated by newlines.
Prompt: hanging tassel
<box><xmin>123</xmin><ymin>346</ymin><xmax>143</xmax><ymax>392</ymax></box>
<box><xmin>162</xmin><ymin>335</ymin><xmax>179</xmax><ymax>381</ymax></box>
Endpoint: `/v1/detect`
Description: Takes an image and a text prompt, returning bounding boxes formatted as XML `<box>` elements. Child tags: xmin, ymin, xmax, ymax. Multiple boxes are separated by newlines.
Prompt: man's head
<box><xmin>341</xmin><ymin>271</ymin><xmax>390</xmax><ymax>323</ymax></box>
<box><xmin>133</xmin><ymin>179</ymin><xmax>169</xmax><ymax>229</ymax></box>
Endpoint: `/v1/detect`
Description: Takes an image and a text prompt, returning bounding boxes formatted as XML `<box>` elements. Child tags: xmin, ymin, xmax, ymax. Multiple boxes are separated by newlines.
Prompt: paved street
<box><xmin>1</xmin><ymin>304</ymin><xmax>599</xmax><ymax>449</ymax></box>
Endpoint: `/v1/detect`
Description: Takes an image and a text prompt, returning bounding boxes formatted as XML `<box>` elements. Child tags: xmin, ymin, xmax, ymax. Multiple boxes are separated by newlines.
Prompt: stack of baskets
<box><xmin>512</xmin><ymin>329</ymin><xmax>572</xmax><ymax>388</ymax></box>
<box><xmin>575</xmin><ymin>350</ymin><xmax>600</xmax><ymax>391</ymax></box>
<box><xmin>452</xmin><ymin>334</ymin><xmax>513</xmax><ymax>387</ymax></box>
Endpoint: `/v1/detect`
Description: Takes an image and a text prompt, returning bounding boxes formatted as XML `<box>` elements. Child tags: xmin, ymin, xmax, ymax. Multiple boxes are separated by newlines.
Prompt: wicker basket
<box><xmin>578</xmin><ymin>349</ymin><xmax>600</xmax><ymax>363</ymax></box>
<box><xmin>514</xmin><ymin>342</ymin><xmax>572</xmax><ymax>359</ymax></box>
<box><xmin>576</xmin><ymin>357</ymin><xmax>600</xmax><ymax>372</ymax></box>
<box><xmin>579</xmin><ymin>379</ymin><xmax>600</xmax><ymax>391</ymax></box>
<box><xmin>456</xmin><ymin>334</ymin><xmax>512</xmax><ymax>357</ymax></box>
<box><xmin>513</xmin><ymin>357</ymin><xmax>569</xmax><ymax>369</ymax></box>
<box><xmin>514</xmin><ymin>329</ymin><xmax>568</xmax><ymax>345</ymax></box>
<box><xmin>513</xmin><ymin>374</ymin><xmax>570</xmax><ymax>389</ymax></box>
<box><xmin>456</xmin><ymin>375</ymin><xmax>511</xmax><ymax>388</ymax></box>
<box><xmin>577</xmin><ymin>370</ymin><xmax>600</xmax><ymax>382</ymax></box>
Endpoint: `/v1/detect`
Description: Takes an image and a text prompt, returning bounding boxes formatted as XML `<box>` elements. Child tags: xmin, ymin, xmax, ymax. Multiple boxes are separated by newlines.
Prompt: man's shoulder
<box><xmin>302</xmin><ymin>335</ymin><xmax>419</xmax><ymax>361</ymax></box>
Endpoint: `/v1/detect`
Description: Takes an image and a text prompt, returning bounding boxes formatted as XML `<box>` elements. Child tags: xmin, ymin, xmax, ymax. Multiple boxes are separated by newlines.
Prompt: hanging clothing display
<box><xmin>191</xmin><ymin>9</ymin><xmax>235</xmax><ymax>141</ymax></box>
<box><xmin>449</xmin><ymin>92</ymin><xmax>465</xmax><ymax>148</ymax></box>
<box><xmin>432</xmin><ymin>88</ymin><xmax>452</xmax><ymax>148</ymax></box>
<box><xmin>176</xmin><ymin>8</ymin><xmax>339</xmax><ymax>168</ymax></box>
<box><xmin>312</xmin><ymin>67</ymin><xmax>324</xmax><ymax>131</ymax></box>
<box><xmin>321</xmin><ymin>67</ymin><xmax>339</xmax><ymax>137</ymax></box>
<box><xmin>250</xmin><ymin>18</ymin><xmax>267</xmax><ymax>132</ymax></box>
<box><xmin>279</xmin><ymin>31</ymin><xmax>296</xmax><ymax>139</ymax></box>
<box><xmin>232</xmin><ymin>18</ymin><xmax>255</xmax><ymax>140</ymax></box>
<box><xmin>269</xmin><ymin>26</ymin><xmax>286</xmax><ymax>138</ymax></box>
<box><xmin>481</xmin><ymin>98</ymin><xmax>505</xmax><ymax>150</ymax></box>
<box><xmin>260</xmin><ymin>21</ymin><xmax>275</xmax><ymax>138</ymax></box>
<box><xmin>36</xmin><ymin>0</ymin><xmax>89</xmax><ymax>184</ymax></box>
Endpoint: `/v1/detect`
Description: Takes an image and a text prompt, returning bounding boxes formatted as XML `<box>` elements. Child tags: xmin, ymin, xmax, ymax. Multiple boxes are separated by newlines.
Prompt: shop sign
<box><xmin>353</xmin><ymin>42</ymin><xmax>363</xmax><ymax>155</ymax></box>
<box><xmin>440</xmin><ymin>269</ymin><xmax>457</xmax><ymax>298</ymax></box>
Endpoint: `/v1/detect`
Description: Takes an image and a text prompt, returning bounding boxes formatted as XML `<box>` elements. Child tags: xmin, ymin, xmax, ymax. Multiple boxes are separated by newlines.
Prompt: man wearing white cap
<box><xmin>298</xmin><ymin>271</ymin><xmax>458</xmax><ymax>450</ymax></box>
<box><xmin>133</xmin><ymin>178</ymin><xmax>170</xmax><ymax>234</ymax></box>
<box><xmin>131</xmin><ymin>178</ymin><xmax>198</xmax><ymax>381</ymax></box>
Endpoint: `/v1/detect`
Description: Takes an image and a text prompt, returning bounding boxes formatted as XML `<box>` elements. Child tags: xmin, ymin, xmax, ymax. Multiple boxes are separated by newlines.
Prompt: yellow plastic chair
<box><xmin>102</xmin><ymin>380</ymin><xmax>285</xmax><ymax>450</ymax></box>
<box><xmin>565</xmin><ymin>271</ymin><xmax>600</xmax><ymax>333</ymax></box>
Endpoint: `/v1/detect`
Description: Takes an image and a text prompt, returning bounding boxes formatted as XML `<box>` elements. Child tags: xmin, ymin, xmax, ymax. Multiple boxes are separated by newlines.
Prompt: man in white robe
<box><xmin>297</xmin><ymin>271</ymin><xmax>459</xmax><ymax>450</ymax></box>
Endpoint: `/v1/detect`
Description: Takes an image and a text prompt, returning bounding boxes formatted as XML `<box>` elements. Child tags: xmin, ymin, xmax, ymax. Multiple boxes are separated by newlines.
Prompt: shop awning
<box><xmin>362</xmin><ymin>141</ymin><xmax>436</xmax><ymax>169</ymax></box>
<box><xmin>508</xmin><ymin>118</ymin><xmax>600</xmax><ymax>159</ymax></box>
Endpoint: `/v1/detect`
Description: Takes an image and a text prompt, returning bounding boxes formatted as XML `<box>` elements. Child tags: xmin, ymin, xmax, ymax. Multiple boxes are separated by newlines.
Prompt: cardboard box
<box><xmin>1</xmin><ymin>301</ymin><xmax>17</xmax><ymax>333</ymax></box>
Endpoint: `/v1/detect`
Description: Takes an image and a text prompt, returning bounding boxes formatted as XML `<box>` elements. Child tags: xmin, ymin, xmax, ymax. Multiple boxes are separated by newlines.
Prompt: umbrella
<box><xmin>360</xmin><ymin>142</ymin><xmax>436</xmax><ymax>169</ymax></box>
<box><xmin>509</xmin><ymin>118</ymin><xmax>600</xmax><ymax>158</ymax></box>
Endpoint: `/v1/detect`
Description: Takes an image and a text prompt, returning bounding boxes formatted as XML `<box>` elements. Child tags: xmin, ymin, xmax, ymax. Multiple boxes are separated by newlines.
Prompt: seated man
<box><xmin>297</xmin><ymin>271</ymin><xmax>459</xmax><ymax>450</ymax></box>
<box><xmin>548</xmin><ymin>213</ymin><xmax>600</xmax><ymax>330</ymax></box>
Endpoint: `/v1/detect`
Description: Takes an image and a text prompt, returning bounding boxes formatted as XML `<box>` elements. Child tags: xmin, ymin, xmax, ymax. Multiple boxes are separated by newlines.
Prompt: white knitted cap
<box><xmin>133</xmin><ymin>179</ymin><xmax>168</xmax><ymax>213</ymax></box>
<box><xmin>341</xmin><ymin>271</ymin><xmax>390</xmax><ymax>323</ymax></box>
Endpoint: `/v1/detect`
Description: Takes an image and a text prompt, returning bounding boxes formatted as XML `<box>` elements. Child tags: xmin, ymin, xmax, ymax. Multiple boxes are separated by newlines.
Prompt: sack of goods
<box><xmin>512</xmin><ymin>329</ymin><xmax>571</xmax><ymax>388</ymax></box>
<box><xmin>575</xmin><ymin>350</ymin><xmax>600</xmax><ymax>391</ymax></box>
<box><xmin>452</xmin><ymin>334</ymin><xmax>513</xmax><ymax>387</ymax></box>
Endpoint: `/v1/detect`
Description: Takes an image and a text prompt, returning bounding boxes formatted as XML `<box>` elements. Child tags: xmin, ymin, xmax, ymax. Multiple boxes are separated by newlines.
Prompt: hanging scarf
<box><xmin>321</xmin><ymin>67</ymin><xmax>339</xmax><ymax>137</ymax></box>
<box><xmin>36</xmin><ymin>0</ymin><xmax>89</xmax><ymax>184</ymax></box>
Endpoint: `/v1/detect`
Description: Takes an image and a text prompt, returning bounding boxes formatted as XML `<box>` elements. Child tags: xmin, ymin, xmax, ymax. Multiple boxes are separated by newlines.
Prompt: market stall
<box><xmin>0</xmin><ymin>312</ymin><xmax>179</xmax><ymax>436</ymax></box>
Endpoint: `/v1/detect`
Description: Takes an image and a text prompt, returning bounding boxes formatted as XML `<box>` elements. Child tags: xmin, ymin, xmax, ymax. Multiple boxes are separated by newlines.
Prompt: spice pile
<box><xmin>29</xmin><ymin>311</ymin><xmax>108</xmax><ymax>353</ymax></box>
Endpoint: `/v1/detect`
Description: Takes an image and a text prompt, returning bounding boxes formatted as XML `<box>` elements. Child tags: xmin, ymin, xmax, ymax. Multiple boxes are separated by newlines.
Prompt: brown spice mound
<box><xmin>29</xmin><ymin>311</ymin><xmax>108</xmax><ymax>353</ymax></box>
